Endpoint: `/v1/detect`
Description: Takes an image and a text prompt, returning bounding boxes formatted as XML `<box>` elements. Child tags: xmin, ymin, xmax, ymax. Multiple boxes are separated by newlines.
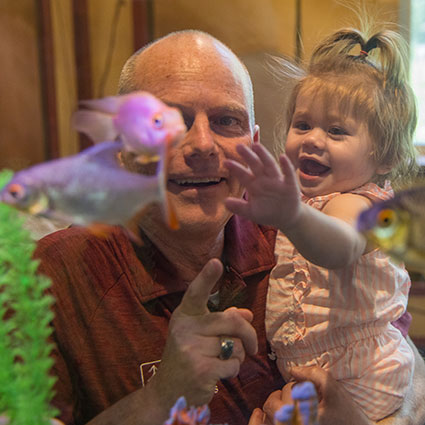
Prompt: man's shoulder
<box><xmin>35</xmin><ymin>226</ymin><xmax>134</xmax><ymax>302</ymax></box>
<box><xmin>35</xmin><ymin>225</ymin><xmax>126</xmax><ymax>256</ymax></box>
<box><xmin>34</xmin><ymin>225</ymin><xmax>132</xmax><ymax>285</ymax></box>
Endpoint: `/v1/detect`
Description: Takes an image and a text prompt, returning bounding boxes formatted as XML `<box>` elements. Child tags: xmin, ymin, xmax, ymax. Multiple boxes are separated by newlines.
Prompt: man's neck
<box><xmin>141</xmin><ymin>224</ymin><xmax>225</xmax><ymax>284</ymax></box>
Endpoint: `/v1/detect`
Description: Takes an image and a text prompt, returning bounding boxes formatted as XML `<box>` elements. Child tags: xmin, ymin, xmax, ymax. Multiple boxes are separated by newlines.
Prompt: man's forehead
<box><xmin>133</xmin><ymin>33</ymin><xmax>254</xmax><ymax>125</ymax></box>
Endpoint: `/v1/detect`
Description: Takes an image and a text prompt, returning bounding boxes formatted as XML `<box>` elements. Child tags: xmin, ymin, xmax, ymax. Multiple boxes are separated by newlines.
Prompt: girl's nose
<box><xmin>302</xmin><ymin>128</ymin><xmax>326</xmax><ymax>151</ymax></box>
<box><xmin>183</xmin><ymin>114</ymin><xmax>218</xmax><ymax>159</ymax></box>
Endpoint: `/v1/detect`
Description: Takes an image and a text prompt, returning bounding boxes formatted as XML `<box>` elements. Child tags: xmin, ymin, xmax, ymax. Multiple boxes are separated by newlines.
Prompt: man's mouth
<box><xmin>299</xmin><ymin>158</ymin><xmax>330</xmax><ymax>176</ymax></box>
<box><xmin>170</xmin><ymin>177</ymin><xmax>225</xmax><ymax>187</ymax></box>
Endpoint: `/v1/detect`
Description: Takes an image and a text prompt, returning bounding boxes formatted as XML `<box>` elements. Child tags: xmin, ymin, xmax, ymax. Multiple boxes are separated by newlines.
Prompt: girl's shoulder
<box><xmin>350</xmin><ymin>181</ymin><xmax>394</xmax><ymax>203</ymax></box>
<box><xmin>302</xmin><ymin>181</ymin><xmax>394</xmax><ymax>210</ymax></box>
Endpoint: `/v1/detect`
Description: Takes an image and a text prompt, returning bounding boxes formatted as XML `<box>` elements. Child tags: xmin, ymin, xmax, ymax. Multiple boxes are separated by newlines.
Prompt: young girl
<box><xmin>225</xmin><ymin>27</ymin><xmax>418</xmax><ymax>421</ymax></box>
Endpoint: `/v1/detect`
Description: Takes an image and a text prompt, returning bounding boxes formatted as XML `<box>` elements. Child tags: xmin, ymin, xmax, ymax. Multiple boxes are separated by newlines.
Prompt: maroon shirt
<box><xmin>35</xmin><ymin>216</ymin><xmax>286</xmax><ymax>425</ymax></box>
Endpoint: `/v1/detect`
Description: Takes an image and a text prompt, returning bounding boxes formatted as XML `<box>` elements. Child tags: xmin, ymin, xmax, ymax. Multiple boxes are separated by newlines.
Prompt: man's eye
<box><xmin>216</xmin><ymin>116</ymin><xmax>240</xmax><ymax>126</ymax></box>
<box><xmin>183</xmin><ymin>114</ymin><xmax>194</xmax><ymax>130</ymax></box>
<box><xmin>328</xmin><ymin>126</ymin><xmax>347</xmax><ymax>136</ymax></box>
<box><xmin>210</xmin><ymin>114</ymin><xmax>247</xmax><ymax>137</ymax></box>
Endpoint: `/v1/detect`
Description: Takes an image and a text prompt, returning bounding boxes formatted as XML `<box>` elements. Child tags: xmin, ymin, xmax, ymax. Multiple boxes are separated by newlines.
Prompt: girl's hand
<box><xmin>225</xmin><ymin>144</ymin><xmax>301</xmax><ymax>230</ymax></box>
<box><xmin>290</xmin><ymin>366</ymin><xmax>373</xmax><ymax>425</ymax></box>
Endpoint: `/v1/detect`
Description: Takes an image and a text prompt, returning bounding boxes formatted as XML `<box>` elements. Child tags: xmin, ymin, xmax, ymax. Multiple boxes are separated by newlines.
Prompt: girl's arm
<box><xmin>225</xmin><ymin>143</ymin><xmax>373</xmax><ymax>269</ymax></box>
<box><xmin>283</xmin><ymin>193</ymin><xmax>372</xmax><ymax>268</ymax></box>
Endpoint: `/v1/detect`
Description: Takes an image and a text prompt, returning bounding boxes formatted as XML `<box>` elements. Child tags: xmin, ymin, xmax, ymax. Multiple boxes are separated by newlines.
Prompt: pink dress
<box><xmin>266</xmin><ymin>182</ymin><xmax>414</xmax><ymax>421</ymax></box>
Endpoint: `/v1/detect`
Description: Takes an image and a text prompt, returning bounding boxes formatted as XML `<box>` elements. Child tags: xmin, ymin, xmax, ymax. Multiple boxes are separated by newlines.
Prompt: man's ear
<box><xmin>253</xmin><ymin>124</ymin><xmax>260</xmax><ymax>143</ymax></box>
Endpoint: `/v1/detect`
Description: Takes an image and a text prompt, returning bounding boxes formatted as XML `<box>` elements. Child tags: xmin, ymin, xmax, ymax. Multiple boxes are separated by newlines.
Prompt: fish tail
<box><xmin>157</xmin><ymin>140</ymin><xmax>179</xmax><ymax>230</ymax></box>
<box><xmin>274</xmin><ymin>404</ymin><xmax>295</xmax><ymax>425</ymax></box>
<box><xmin>86</xmin><ymin>223</ymin><xmax>116</xmax><ymax>239</ymax></box>
<box><xmin>72</xmin><ymin>110</ymin><xmax>118</xmax><ymax>143</ymax></box>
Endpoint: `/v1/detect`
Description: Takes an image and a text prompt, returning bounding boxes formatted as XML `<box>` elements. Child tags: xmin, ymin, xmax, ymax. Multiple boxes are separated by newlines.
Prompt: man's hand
<box><xmin>151</xmin><ymin>258</ymin><xmax>258</xmax><ymax>407</ymax></box>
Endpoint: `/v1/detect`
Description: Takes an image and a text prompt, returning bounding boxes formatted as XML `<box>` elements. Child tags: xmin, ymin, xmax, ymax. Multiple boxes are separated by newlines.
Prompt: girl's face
<box><xmin>285</xmin><ymin>90</ymin><xmax>386</xmax><ymax>198</ymax></box>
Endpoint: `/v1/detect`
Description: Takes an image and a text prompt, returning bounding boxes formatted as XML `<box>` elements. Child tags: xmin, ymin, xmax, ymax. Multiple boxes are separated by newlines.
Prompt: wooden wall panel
<box><xmin>0</xmin><ymin>0</ymin><xmax>45</xmax><ymax>170</ymax></box>
<box><xmin>153</xmin><ymin>0</ymin><xmax>296</xmax><ymax>57</ymax></box>
<box><xmin>88</xmin><ymin>0</ymin><xmax>134</xmax><ymax>98</ymax></box>
<box><xmin>301</xmin><ymin>0</ymin><xmax>399</xmax><ymax>59</ymax></box>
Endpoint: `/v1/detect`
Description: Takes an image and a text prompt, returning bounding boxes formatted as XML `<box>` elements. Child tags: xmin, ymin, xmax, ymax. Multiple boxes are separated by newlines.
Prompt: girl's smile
<box><xmin>285</xmin><ymin>91</ymin><xmax>388</xmax><ymax>198</ymax></box>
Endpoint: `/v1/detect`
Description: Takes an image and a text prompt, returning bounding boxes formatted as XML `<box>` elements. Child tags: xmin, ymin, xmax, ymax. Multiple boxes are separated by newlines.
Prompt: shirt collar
<box><xmin>125</xmin><ymin>216</ymin><xmax>276</xmax><ymax>303</ymax></box>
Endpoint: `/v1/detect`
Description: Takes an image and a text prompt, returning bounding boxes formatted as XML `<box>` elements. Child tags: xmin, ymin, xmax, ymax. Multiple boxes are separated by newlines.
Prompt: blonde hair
<box><xmin>277</xmin><ymin>27</ymin><xmax>418</xmax><ymax>187</ymax></box>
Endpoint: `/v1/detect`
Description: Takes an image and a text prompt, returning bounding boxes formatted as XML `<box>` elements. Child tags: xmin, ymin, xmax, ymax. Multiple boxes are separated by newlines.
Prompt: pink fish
<box><xmin>72</xmin><ymin>91</ymin><xmax>186</xmax><ymax>164</ymax></box>
<box><xmin>0</xmin><ymin>141</ymin><xmax>178</xmax><ymax>235</ymax></box>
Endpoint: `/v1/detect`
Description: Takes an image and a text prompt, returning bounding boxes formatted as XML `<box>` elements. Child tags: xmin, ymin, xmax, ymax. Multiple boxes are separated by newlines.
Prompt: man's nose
<box><xmin>183</xmin><ymin>114</ymin><xmax>218</xmax><ymax>159</ymax></box>
<box><xmin>302</xmin><ymin>128</ymin><xmax>326</xmax><ymax>151</ymax></box>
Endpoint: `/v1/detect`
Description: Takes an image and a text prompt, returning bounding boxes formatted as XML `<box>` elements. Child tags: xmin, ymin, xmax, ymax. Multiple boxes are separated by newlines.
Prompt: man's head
<box><xmin>119</xmin><ymin>30</ymin><xmax>259</xmax><ymax>235</ymax></box>
<box><xmin>119</xmin><ymin>30</ymin><xmax>255</xmax><ymax>129</ymax></box>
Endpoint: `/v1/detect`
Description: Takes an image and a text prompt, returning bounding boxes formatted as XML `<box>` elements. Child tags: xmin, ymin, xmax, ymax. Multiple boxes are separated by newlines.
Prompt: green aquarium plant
<box><xmin>0</xmin><ymin>169</ymin><xmax>57</xmax><ymax>425</ymax></box>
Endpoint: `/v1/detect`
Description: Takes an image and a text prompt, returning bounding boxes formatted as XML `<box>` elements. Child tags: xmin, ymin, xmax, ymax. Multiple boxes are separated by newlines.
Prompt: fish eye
<box><xmin>8</xmin><ymin>183</ymin><xmax>25</xmax><ymax>200</ymax></box>
<box><xmin>153</xmin><ymin>114</ymin><xmax>163</xmax><ymax>128</ymax></box>
<box><xmin>377</xmin><ymin>208</ymin><xmax>395</xmax><ymax>228</ymax></box>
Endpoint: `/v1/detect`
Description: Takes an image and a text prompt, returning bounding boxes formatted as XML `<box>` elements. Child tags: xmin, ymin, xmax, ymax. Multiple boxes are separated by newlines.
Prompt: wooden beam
<box><xmin>37</xmin><ymin>0</ymin><xmax>60</xmax><ymax>159</ymax></box>
<box><xmin>72</xmin><ymin>0</ymin><xmax>93</xmax><ymax>151</ymax></box>
<box><xmin>132</xmin><ymin>0</ymin><xmax>154</xmax><ymax>50</ymax></box>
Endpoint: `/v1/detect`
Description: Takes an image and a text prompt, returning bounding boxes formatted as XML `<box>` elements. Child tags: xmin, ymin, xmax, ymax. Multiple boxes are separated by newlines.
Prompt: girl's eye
<box><xmin>377</xmin><ymin>208</ymin><xmax>396</xmax><ymax>228</ymax></box>
<box><xmin>294</xmin><ymin>121</ymin><xmax>310</xmax><ymax>131</ymax></box>
<box><xmin>153</xmin><ymin>114</ymin><xmax>163</xmax><ymax>128</ymax></box>
<box><xmin>328</xmin><ymin>126</ymin><xmax>347</xmax><ymax>136</ymax></box>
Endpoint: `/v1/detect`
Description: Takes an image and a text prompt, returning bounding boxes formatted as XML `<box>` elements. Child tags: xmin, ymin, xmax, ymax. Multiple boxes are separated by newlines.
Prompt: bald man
<box><xmin>36</xmin><ymin>30</ymin><xmax>425</xmax><ymax>425</ymax></box>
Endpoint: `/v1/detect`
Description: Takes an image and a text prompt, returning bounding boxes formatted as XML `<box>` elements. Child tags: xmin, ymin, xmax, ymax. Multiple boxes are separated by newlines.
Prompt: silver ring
<box><xmin>219</xmin><ymin>337</ymin><xmax>234</xmax><ymax>360</ymax></box>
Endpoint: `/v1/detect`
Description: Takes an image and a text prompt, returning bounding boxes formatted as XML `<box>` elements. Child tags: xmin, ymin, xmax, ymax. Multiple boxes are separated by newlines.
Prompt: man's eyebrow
<box><xmin>164</xmin><ymin>102</ymin><xmax>248</xmax><ymax>117</ymax></box>
<box><xmin>211</xmin><ymin>104</ymin><xmax>248</xmax><ymax>116</ymax></box>
<box><xmin>163</xmin><ymin>102</ymin><xmax>188</xmax><ymax>110</ymax></box>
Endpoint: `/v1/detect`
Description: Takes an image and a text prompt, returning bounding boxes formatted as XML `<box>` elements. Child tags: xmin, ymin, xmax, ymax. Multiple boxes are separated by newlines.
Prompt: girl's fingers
<box><xmin>224</xmin><ymin>159</ymin><xmax>255</xmax><ymax>187</ymax></box>
<box><xmin>251</xmin><ymin>143</ymin><xmax>283</xmax><ymax>178</ymax></box>
<box><xmin>224</xmin><ymin>197</ymin><xmax>250</xmax><ymax>218</ymax></box>
<box><xmin>236</xmin><ymin>144</ymin><xmax>265</xmax><ymax>176</ymax></box>
<box><xmin>279</xmin><ymin>154</ymin><xmax>298</xmax><ymax>187</ymax></box>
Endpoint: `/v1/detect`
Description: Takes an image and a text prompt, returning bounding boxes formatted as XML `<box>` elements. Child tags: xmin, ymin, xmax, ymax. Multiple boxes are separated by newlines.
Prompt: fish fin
<box><xmin>79</xmin><ymin>95</ymin><xmax>127</xmax><ymax>114</ymax></box>
<box><xmin>123</xmin><ymin>227</ymin><xmax>143</xmax><ymax>245</ymax></box>
<box><xmin>86</xmin><ymin>223</ymin><xmax>116</xmax><ymax>239</ymax></box>
<box><xmin>135</xmin><ymin>154</ymin><xmax>160</xmax><ymax>164</ymax></box>
<box><xmin>124</xmin><ymin>209</ymin><xmax>150</xmax><ymax>245</ymax></box>
<box><xmin>20</xmin><ymin>212</ymin><xmax>69</xmax><ymax>240</ymax></box>
<box><xmin>82</xmin><ymin>141</ymin><xmax>123</xmax><ymax>168</ymax></box>
<box><xmin>157</xmin><ymin>139</ymin><xmax>179</xmax><ymax>230</ymax></box>
<box><xmin>72</xmin><ymin>110</ymin><xmax>118</xmax><ymax>143</ymax></box>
